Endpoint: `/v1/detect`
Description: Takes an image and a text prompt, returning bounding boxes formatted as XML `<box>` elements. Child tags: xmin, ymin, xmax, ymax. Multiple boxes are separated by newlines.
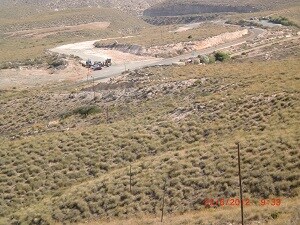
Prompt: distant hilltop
<box><xmin>2</xmin><ymin>0</ymin><xmax>166</xmax><ymax>15</ymax></box>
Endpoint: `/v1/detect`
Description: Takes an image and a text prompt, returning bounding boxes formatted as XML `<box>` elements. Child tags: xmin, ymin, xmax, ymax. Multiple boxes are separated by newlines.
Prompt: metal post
<box><xmin>106</xmin><ymin>106</ymin><xmax>109</xmax><ymax>123</ymax></box>
<box><xmin>92</xmin><ymin>76</ymin><xmax>95</xmax><ymax>100</ymax></box>
<box><xmin>129</xmin><ymin>165</ymin><xmax>132</xmax><ymax>193</ymax></box>
<box><xmin>87</xmin><ymin>68</ymin><xmax>91</xmax><ymax>82</ymax></box>
<box><xmin>237</xmin><ymin>143</ymin><xmax>244</xmax><ymax>225</ymax></box>
<box><xmin>161</xmin><ymin>179</ymin><xmax>167</xmax><ymax>223</ymax></box>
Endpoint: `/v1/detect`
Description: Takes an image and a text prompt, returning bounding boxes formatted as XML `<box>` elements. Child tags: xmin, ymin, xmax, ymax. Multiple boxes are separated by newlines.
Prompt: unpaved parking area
<box><xmin>51</xmin><ymin>36</ymin><xmax>157</xmax><ymax>64</ymax></box>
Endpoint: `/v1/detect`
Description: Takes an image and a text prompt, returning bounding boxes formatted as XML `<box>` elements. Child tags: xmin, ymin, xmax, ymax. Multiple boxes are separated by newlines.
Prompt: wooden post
<box><xmin>237</xmin><ymin>143</ymin><xmax>244</xmax><ymax>225</ymax></box>
<box><xmin>161</xmin><ymin>179</ymin><xmax>167</xmax><ymax>223</ymax></box>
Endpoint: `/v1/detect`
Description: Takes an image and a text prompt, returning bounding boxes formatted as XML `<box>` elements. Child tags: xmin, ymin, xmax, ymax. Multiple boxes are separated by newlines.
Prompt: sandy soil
<box><xmin>51</xmin><ymin>36</ymin><xmax>156</xmax><ymax>64</ymax></box>
<box><xmin>97</xmin><ymin>49</ymin><xmax>157</xmax><ymax>64</ymax></box>
<box><xmin>0</xmin><ymin>60</ymin><xmax>87</xmax><ymax>89</ymax></box>
<box><xmin>5</xmin><ymin>22</ymin><xmax>110</xmax><ymax>39</ymax></box>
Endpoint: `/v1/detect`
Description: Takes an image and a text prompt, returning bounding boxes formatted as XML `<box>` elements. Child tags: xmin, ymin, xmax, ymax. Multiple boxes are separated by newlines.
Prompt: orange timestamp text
<box><xmin>204</xmin><ymin>198</ymin><xmax>281</xmax><ymax>207</ymax></box>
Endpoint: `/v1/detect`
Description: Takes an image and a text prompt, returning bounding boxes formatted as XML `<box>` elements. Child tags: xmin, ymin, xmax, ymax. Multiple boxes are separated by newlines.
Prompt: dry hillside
<box><xmin>1</xmin><ymin>0</ymin><xmax>165</xmax><ymax>15</ymax></box>
<box><xmin>0</xmin><ymin>56</ymin><xmax>299</xmax><ymax>224</ymax></box>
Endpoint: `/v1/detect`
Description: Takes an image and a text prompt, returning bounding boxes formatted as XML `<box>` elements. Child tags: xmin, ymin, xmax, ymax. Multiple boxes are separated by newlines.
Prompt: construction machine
<box><xmin>104</xmin><ymin>58</ymin><xmax>112</xmax><ymax>67</ymax></box>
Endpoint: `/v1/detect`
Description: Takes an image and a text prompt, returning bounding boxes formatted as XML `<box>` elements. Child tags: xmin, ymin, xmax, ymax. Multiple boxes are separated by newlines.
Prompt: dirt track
<box><xmin>0</xmin><ymin>25</ymin><xmax>266</xmax><ymax>89</ymax></box>
<box><xmin>50</xmin><ymin>26</ymin><xmax>257</xmax><ymax>83</ymax></box>
<box><xmin>89</xmin><ymin>27</ymin><xmax>265</xmax><ymax>82</ymax></box>
<box><xmin>5</xmin><ymin>22</ymin><xmax>110</xmax><ymax>39</ymax></box>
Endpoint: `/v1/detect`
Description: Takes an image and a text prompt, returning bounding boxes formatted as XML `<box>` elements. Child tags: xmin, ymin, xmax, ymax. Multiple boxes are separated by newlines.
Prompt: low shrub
<box><xmin>198</xmin><ymin>55</ymin><xmax>210</xmax><ymax>64</ymax></box>
<box><xmin>214</xmin><ymin>51</ymin><xmax>230</xmax><ymax>62</ymax></box>
<box><xmin>268</xmin><ymin>16</ymin><xmax>299</xmax><ymax>27</ymax></box>
<box><xmin>61</xmin><ymin>105</ymin><xmax>101</xmax><ymax>118</ymax></box>
<box><xmin>74</xmin><ymin>106</ymin><xmax>101</xmax><ymax>117</ymax></box>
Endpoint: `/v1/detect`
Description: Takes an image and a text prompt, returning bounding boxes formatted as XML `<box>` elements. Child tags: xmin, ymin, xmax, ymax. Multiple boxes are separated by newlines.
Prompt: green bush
<box><xmin>47</xmin><ymin>58</ymin><xmax>66</xmax><ymax>68</ymax></box>
<box><xmin>214</xmin><ymin>51</ymin><xmax>230</xmax><ymax>62</ymax></box>
<box><xmin>73</xmin><ymin>106</ymin><xmax>101</xmax><ymax>116</ymax></box>
<box><xmin>269</xmin><ymin>16</ymin><xmax>299</xmax><ymax>27</ymax></box>
<box><xmin>61</xmin><ymin>105</ymin><xmax>101</xmax><ymax>118</ymax></box>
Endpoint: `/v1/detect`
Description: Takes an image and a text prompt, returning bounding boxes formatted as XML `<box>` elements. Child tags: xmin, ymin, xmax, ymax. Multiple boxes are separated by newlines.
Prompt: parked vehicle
<box><xmin>81</xmin><ymin>58</ymin><xmax>112</xmax><ymax>70</ymax></box>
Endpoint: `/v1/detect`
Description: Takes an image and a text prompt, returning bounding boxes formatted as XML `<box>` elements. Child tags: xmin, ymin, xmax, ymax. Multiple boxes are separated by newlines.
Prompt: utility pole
<box><xmin>237</xmin><ymin>142</ymin><xmax>244</xmax><ymax>225</ymax></box>
<box><xmin>161</xmin><ymin>179</ymin><xmax>167</xmax><ymax>223</ymax></box>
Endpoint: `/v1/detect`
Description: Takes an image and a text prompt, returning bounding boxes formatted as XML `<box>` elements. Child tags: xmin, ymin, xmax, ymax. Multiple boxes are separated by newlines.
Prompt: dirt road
<box><xmin>50</xmin><ymin>25</ymin><xmax>265</xmax><ymax>84</ymax></box>
<box><xmin>90</xmin><ymin>27</ymin><xmax>265</xmax><ymax>82</ymax></box>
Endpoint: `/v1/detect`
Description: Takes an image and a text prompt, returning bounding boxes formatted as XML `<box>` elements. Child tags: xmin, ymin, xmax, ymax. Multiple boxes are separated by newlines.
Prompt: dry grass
<box><xmin>0</xmin><ymin>56</ymin><xmax>299</xmax><ymax>224</ymax></box>
<box><xmin>79</xmin><ymin>198</ymin><xmax>300</xmax><ymax>225</ymax></box>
